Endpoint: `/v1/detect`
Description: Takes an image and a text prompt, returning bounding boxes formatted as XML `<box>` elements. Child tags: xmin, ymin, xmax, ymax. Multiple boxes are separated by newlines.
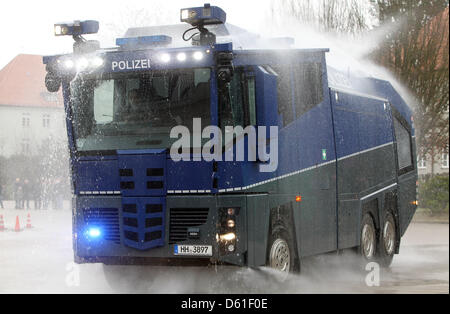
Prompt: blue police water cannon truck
<box><xmin>43</xmin><ymin>4</ymin><xmax>418</xmax><ymax>282</ymax></box>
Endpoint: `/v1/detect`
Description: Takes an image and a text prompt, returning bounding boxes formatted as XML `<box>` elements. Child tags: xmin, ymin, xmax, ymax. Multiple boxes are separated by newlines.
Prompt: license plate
<box><xmin>174</xmin><ymin>245</ymin><xmax>212</xmax><ymax>256</ymax></box>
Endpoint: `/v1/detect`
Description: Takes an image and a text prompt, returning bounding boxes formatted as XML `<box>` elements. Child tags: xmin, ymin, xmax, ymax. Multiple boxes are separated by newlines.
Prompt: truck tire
<box><xmin>267</xmin><ymin>225</ymin><xmax>300</xmax><ymax>281</ymax></box>
<box><xmin>378</xmin><ymin>211</ymin><xmax>397</xmax><ymax>268</ymax></box>
<box><xmin>359</xmin><ymin>213</ymin><xmax>377</xmax><ymax>262</ymax></box>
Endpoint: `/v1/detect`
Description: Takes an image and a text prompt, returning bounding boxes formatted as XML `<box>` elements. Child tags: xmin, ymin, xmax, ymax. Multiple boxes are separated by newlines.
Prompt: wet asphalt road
<box><xmin>0</xmin><ymin>208</ymin><xmax>448</xmax><ymax>294</ymax></box>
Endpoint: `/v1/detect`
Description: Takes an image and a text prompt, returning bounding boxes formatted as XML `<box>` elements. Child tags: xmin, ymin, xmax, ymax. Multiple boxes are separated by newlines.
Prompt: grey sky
<box><xmin>0</xmin><ymin>0</ymin><xmax>272</xmax><ymax>69</ymax></box>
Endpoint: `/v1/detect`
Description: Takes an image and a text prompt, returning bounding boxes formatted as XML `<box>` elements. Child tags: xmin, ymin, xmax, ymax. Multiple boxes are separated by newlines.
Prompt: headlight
<box><xmin>193</xmin><ymin>51</ymin><xmax>204</xmax><ymax>60</ymax></box>
<box><xmin>64</xmin><ymin>60</ymin><xmax>74</xmax><ymax>69</ymax></box>
<box><xmin>219</xmin><ymin>207</ymin><xmax>239</xmax><ymax>255</ymax></box>
<box><xmin>219</xmin><ymin>232</ymin><xmax>236</xmax><ymax>241</ymax></box>
<box><xmin>91</xmin><ymin>56</ymin><xmax>104</xmax><ymax>67</ymax></box>
<box><xmin>159</xmin><ymin>53</ymin><xmax>171</xmax><ymax>63</ymax></box>
<box><xmin>176</xmin><ymin>52</ymin><xmax>187</xmax><ymax>62</ymax></box>
<box><xmin>76</xmin><ymin>57</ymin><xmax>89</xmax><ymax>70</ymax></box>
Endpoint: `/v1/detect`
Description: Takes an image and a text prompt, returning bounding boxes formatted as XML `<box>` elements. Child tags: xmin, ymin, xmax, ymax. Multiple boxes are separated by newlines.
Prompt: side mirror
<box><xmin>45</xmin><ymin>72</ymin><xmax>61</xmax><ymax>93</ymax></box>
<box><xmin>216</xmin><ymin>51</ymin><xmax>234</xmax><ymax>86</ymax></box>
<box><xmin>217</xmin><ymin>67</ymin><xmax>232</xmax><ymax>83</ymax></box>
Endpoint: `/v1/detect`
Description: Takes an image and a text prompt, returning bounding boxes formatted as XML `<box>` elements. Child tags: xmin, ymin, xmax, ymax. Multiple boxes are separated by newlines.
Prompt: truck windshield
<box><xmin>70</xmin><ymin>68</ymin><xmax>211</xmax><ymax>152</ymax></box>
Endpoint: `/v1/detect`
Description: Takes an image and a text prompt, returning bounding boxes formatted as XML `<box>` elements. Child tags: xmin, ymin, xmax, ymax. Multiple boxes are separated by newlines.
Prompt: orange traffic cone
<box><xmin>26</xmin><ymin>213</ymin><xmax>32</xmax><ymax>229</ymax></box>
<box><xmin>0</xmin><ymin>215</ymin><xmax>5</xmax><ymax>232</ymax></box>
<box><xmin>14</xmin><ymin>216</ymin><xmax>21</xmax><ymax>232</ymax></box>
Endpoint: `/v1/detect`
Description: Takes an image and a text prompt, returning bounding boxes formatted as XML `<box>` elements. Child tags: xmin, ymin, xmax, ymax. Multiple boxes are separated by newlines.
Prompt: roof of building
<box><xmin>0</xmin><ymin>54</ymin><xmax>63</xmax><ymax>108</ymax></box>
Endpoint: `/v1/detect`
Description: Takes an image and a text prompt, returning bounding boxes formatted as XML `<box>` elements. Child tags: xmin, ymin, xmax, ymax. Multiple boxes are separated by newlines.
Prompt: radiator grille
<box><xmin>169</xmin><ymin>208</ymin><xmax>209</xmax><ymax>244</ymax></box>
<box><xmin>83</xmin><ymin>208</ymin><xmax>120</xmax><ymax>244</ymax></box>
<box><xmin>122</xmin><ymin>198</ymin><xmax>165</xmax><ymax>250</ymax></box>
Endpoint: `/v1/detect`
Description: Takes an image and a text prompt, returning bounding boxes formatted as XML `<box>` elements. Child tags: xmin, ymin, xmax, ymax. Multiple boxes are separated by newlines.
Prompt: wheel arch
<box><xmin>267</xmin><ymin>202</ymin><xmax>300</xmax><ymax>269</ymax></box>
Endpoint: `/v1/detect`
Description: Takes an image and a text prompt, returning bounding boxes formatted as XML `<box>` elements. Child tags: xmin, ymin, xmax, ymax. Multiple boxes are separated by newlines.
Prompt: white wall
<box><xmin>417</xmin><ymin>154</ymin><xmax>449</xmax><ymax>176</ymax></box>
<box><xmin>0</xmin><ymin>105</ymin><xmax>66</xmax><ymax>157</ymax></box>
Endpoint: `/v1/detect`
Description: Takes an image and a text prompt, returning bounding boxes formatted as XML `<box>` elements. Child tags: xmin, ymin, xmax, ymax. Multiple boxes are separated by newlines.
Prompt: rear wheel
<box><xmin>378</xmin><ymin>211</ymin><xmax>397</xmax><ymax>267</ymax></box>
<box><xmin>359</xmin><ymin>213</ymin><xmax>377</xmax><ymax>262</ymax></box>
<box><xmin>267</xmin><ymin>226</ymin><xmax>299</xmax><ymax>281</ymax></box>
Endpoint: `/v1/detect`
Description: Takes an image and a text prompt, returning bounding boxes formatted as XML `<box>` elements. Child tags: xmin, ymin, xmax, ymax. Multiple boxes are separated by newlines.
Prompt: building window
<box><xmin>22</xmin><ymin>113</ymin><xmax>30</xmax><ymax>127</ymax></box>
<box><xmin>21</xmin><ymin>139</ymin><xmax>30</xmax><ymax>154</ymax></box>
<box><xmin>418</xmin><ymin>156</ymin><xmax>427</xmax><ymax>169</ymax></box>
<box><xmin>442</xmin><ymin>153</ymin><xmax>449</xmax><ymax>169</ymax></box>
<box><xmin>43</xmin><ymin>114</ymin><xmax>51</xmax><ymax>128</ymax></box>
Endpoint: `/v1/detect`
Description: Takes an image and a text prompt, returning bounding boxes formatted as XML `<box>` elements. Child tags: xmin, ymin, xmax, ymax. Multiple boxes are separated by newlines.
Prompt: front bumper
<box><xmin>73</xmin><ymin>194</ymin><xmax>247</xmax><ymax>266</ymax></box>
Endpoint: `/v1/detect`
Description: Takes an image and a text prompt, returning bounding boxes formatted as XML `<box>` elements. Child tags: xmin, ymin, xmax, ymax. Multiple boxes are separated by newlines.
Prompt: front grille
<box><xmin>145</xmin><ymin>231</ymin><xmax>162</xmax><ymax>241</ymax></box>
<box><xmin>124</xmin><ymin>230</ymin><xmax>138</xmax><ymax>242</ymax></box>
<box><xmin>169</xmin><ymin>208</ymin><xmax>209</xmax><ymax>244</ymax></box>
<box><xmin>147</xmin><ymin>181</ymin><xmax>164</xmax><ymax>189</ymax></box>
<box><xmin>124</xmin><ymin>217</ymin><xmax>138</xmax><ymax>227</ymax></box>
<box><xmin>146</xmin><ymin>204</ymin><xmax>162</xmax><ymax>213</ymax></box>
<box><xmin>121</xmin><ymin>198</ymin><xmax>165</xmax><ymax>250</ymax></box>
<box><xmin>119</xmin><ymin>169</ymin><xmax>133</xmax><ymax>177</ymax></box>
<box><xmin>147</xmin><ymin>168</ymin><xmax>164</xmax><ymax>176</ymax></box>
<box><xmin>83</xmin><ymin>208</ymin><xmax>120</xmax><ymax>244</ymax></box>
<box><xmin>120</xmin><ymin>181</ymin><xmax>135</xmax><ymax>189</ymax></box>
<box><xmin>123</xmin><ymin>204</ymin><xmax>137</xmax><ymax>214</ymax></box>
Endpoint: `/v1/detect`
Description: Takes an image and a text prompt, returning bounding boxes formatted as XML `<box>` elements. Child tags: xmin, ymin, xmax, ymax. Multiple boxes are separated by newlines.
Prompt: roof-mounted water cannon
<box><xmin>54</xmin><ymin>20</ymin><xmax>100</xmax><ymax>54</ymax></box>
<box><xmin>180</xmin><ymin>3</ymin><xmax>226</xmax><ymax>46</ymax></box>
<box><xmin>45</xmin><ymin>20</ymin><xmax>101</xmax><ymax>93</ymax></box>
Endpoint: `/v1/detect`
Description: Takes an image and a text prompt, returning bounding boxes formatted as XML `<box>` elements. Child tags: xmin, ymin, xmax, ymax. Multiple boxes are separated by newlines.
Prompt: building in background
<box><xmin>417</xmin><ymin>151</ymin><xmax>449</xmax><ymax>176</ymax></box>
<box><xmin>0</xmin><ymin>54</ymin><xmax>66</xmax><ymax>157</ymax></box>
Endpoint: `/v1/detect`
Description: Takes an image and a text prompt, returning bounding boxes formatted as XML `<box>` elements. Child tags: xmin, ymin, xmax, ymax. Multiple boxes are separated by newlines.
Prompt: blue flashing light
<box><xmin>180</xmin><ymin>3</ymin><xmax>226</xmax><ymax>26</ymax></box>
<box><xmin>116</xmin><ymin>35</ymin><xmax>173</xmax><ymax>48</ymax></box>
<box><xmin>87</xmin><ymin>227</ymin><xmax>101</xmax><ymax>238</ymax></box>
<box><xmin>54</xmin><ymin>20</ymin><xmax>99</xmax><ymax>37</ymax></box>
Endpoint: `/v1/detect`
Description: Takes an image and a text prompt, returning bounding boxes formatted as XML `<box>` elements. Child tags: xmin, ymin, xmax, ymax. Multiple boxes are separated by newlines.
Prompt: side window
<box><xmin>293</xmin><ymin>63</ymin><xmax>323</xmax><ymax>118</ymax></box>
<box><xmin>243</xmin><ymin>74</ymin><xmax>257</xmax><ymax>126</ymax></box>
<box><xmin>271</xmin><ymin>65</ymin><xmax>294</xmax><ymax>127</ymax></box>
<box><xmin>94</xmin><ymin>80</ymin><xmax>114</xmax><ymax>124</ymax></box>
<box><xmin>220</xmin><ymin>68</ymin><xmax>257</xmax><ymax>129</ymax></box>
<box><xmin>393</xmin><ymin>115</ymin><xmax>413</xmax><ymax>173</ymax></box>
<box><xmin>228</xmin><ymin>69</ymin><xmax>245</xmax><ymax>127</ymax></box>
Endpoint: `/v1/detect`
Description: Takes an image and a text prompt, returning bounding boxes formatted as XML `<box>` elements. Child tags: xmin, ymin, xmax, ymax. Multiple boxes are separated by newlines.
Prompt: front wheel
<box><xmin>267</xmin><ymin>226</ymin><xmax>299</xmax><ymax>281</ymax></box>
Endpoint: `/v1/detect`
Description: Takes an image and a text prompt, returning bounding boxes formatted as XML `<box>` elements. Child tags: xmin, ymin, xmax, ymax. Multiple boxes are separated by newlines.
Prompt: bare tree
<box><xmin>374</xmin><ymin>1</ymin><xmax>449</xmax><ymax>175</ymax></box>
<box><xmin>271</xmin><ymin>0</ymin><xmax>378</xmax><ymax>36</ymax></box>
